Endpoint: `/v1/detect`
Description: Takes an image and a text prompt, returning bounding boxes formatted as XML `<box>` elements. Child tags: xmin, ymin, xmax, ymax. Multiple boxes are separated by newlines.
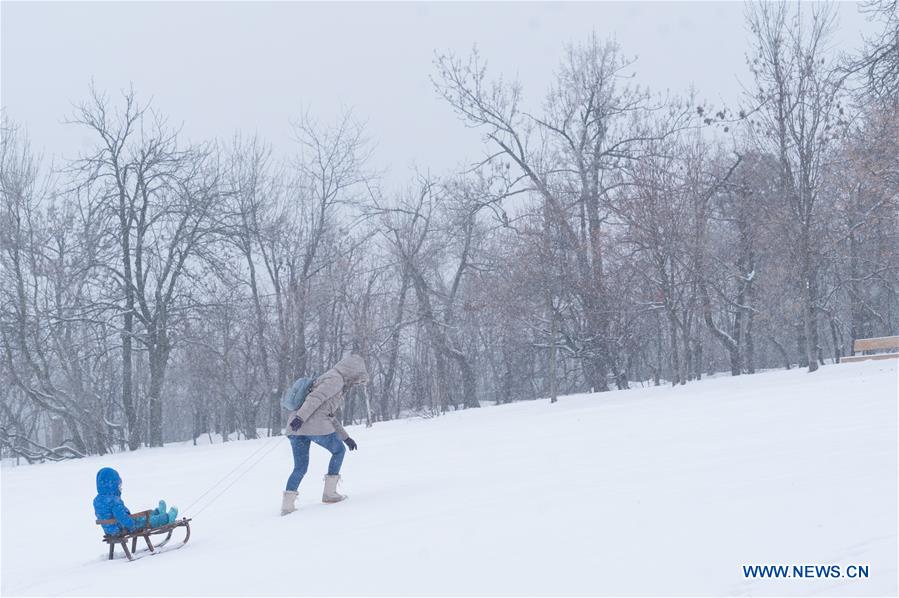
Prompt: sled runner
<box><xmin>96</xmin><ymin>511</ymin><xmax>192</xmax><ymax>561</ymax></box>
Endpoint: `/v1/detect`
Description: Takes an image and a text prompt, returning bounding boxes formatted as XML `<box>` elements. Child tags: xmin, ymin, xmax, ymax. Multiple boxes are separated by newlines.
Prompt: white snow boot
<box><xmin>281</xmin><ymin>490</ymin><xmax>298</xmax><ymax>516</ymax></box>
<box><xmin>322</xmin><ymin>474</ymin><xmax>347</xmax><ymax>504</ymax></box>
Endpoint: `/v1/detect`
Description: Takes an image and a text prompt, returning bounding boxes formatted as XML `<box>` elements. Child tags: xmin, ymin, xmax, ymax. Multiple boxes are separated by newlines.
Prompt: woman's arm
<box><xmin>296</xmin><ymin>372</ymin><xmax>343</xmax><ymax>422</ymax></box>
<box><xmin>328</xmin><ymin>414</ymin><xmax>350</xmax><ymax>441</ymax></box>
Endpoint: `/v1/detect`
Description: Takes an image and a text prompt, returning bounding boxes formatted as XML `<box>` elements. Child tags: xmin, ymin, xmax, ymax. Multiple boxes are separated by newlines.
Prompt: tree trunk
<box><xmin>549</xmin><ymin>305</ymin><xmax>558</xmax><ymax>403</ymax></box>
<box><xmin>769</xmin><ymin>335</ymin><xmax>790</xmax><ymax>370</ymax></box>
<box><xmin>122</xmin><ymin>302</ymin><xmax>138</xmax><ymax>450</ymax></box>
<box><xmin>848</xmin><ymin>227</ymin><xmax>865</xmax><ymax>352</ymax></box>
<box><xmin>453</xmin><ymin>352</ymin><xmax>479</xmax><ymax>409</ymax></box>
<box><xmin>667</xmin><ymin>311</ymin><xmax>682</xmax><ymax>386</ymax></box>
<box><xmin>745</xmin><ymin>281</ymin><xmax>756</xmax><ymax>374</ymax></box>
<box><xmin>796</xmin><ymin>320</ymin><xmax>808</xmax><ymax>368</ymax></box>
<box><xmin>800</xmin><ymin>228</ymin><xmax>819</xmax><ymax>372</ymax></box>
<box><xmin>147</xmin><ymin>343</ymin><xmax>170</xmax><ymax>447</ymax></box>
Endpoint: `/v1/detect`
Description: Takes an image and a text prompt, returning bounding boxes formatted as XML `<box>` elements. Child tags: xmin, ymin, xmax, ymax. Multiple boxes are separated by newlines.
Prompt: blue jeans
<box><xmin>286</xmin><ymin>433</ymin><xmax>346</xmax><ymax>491</ymax></box>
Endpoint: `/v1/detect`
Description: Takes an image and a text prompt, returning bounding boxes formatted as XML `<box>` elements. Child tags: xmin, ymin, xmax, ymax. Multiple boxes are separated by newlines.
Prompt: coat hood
<box><xmin>96</xmin><ymin>467</ymin><xmax>122</xmax><ymax>496</ymax></box>
<box><xmin>333</xmin><ymin>353</ymin><xmax>369</xmax><ymax>385</ymax></box>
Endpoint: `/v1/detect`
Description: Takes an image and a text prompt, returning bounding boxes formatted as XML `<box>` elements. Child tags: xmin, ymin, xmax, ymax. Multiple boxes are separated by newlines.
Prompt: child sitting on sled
<box><xmin>93</xmin><ymin>467</ymin><xmax>179</xmax><ymax>536</ymax></box>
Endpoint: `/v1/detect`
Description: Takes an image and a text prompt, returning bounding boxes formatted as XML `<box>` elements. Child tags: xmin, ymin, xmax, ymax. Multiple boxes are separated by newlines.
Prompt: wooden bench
<box><xmin>96</xmin><ymin>510</ymin><xmax>192</xmax><ymax>561</ymax></box>
<box><xmin>842</xmin><ymin>335</ymin><xmax>899</xmax><ymax>363</ymax></box>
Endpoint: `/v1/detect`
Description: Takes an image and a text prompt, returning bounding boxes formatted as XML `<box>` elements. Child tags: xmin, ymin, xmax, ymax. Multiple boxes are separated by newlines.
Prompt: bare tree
<box><xmin>851</xmin><ymin>0</ymin><xmax>899</xmax><ymax>101</ymax></box>
<box><xmin>71</xmin><ymin>87</ymin><xmax>223</xmax><ymax>446</ymax></box>
<box><xmin>745</xmin><ymin>1</ymin><xmax>847</xmax><ymax>372</ymax></box>
<box><xmin>0</xmin><ymin>119</ymin><xmax>113</xmax><ymax>456</ymax></box>
<box><xmin>434</xmin><ymin>35</ymin><xmax>693</xmax><ymax>392</ymax></box>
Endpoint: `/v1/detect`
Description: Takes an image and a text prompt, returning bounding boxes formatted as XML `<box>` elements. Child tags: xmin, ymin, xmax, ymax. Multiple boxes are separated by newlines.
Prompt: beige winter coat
<box><xmin>286</xmin><ymin>353</ymin><xmax>368</xmax><ymax>440</ymax></box>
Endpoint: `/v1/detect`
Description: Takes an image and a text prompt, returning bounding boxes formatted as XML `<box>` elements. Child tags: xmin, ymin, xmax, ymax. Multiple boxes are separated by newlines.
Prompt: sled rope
<box><xmin>183</xmin><ymin>434</ymin><xmax>284</xmax><ymax>516</ymax></box>
<box><xmin>190</xmin><ymin>438</ymin><xmax>283</xmax><ymax>517</ymax></box>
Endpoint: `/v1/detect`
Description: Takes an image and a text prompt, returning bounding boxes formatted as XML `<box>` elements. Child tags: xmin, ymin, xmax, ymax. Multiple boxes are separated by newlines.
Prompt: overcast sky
<box><xmin>1</xmin><ymin>1</ymin><xmax>876</xmax><ymax>190</ymax></box>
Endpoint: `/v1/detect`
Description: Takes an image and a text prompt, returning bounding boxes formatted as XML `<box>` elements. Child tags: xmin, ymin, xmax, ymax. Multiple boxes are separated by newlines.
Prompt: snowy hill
<box><xmin>2</xmin><ymin>360</ymin><xmax>896</xmax><ymax>596</ymax></box>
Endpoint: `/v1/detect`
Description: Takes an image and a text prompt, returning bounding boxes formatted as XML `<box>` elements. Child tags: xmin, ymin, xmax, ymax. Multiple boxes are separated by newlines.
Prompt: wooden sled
<box><xmin>96</xmin><ymin>510</ymin><xmax>192</xmax><ymax>561</ymax></box>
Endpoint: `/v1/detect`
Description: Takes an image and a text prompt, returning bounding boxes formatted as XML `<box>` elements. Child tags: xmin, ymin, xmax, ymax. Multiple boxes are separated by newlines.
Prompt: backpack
<box><xmin>281</xmin><ymin>376</ymin><xmax>317</xmax><ymax>411</ymax></box>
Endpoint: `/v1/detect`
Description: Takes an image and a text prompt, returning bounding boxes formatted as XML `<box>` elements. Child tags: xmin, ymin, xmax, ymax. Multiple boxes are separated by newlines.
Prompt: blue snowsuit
<box><xmin>93</xmin><ymin>467</ymin><xmax>169</xmax><ymax>536</ymax></box>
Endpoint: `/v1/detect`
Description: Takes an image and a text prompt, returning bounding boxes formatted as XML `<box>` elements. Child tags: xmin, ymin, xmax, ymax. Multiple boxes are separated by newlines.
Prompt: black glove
<box><xmin>344</xmin><ymin>437</ymin><xmax>357</xmax><ymax>451</ymax></box>
<box><xmin>289</xmin><ymin>416</ymin><xmax>304</xmax><ymax>431</ymax></box>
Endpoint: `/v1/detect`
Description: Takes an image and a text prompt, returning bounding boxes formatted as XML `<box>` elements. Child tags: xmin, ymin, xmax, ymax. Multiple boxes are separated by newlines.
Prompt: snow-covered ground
<box><xmin>2</xmin><ymin>360</ymin><xmax>896</xmax><ymax>596</ymax></box>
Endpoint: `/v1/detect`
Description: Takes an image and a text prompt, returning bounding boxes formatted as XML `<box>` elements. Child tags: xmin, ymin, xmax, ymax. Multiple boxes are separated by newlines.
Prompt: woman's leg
<box><xmin>286</xmin><ymin>435</ymin><xmax>312</xmax><ymax>491</ymax></box>
<box><xmin>311</xmin><ymin>433</ymin><xmax>346</xmax><ymax>476</ymax></box>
